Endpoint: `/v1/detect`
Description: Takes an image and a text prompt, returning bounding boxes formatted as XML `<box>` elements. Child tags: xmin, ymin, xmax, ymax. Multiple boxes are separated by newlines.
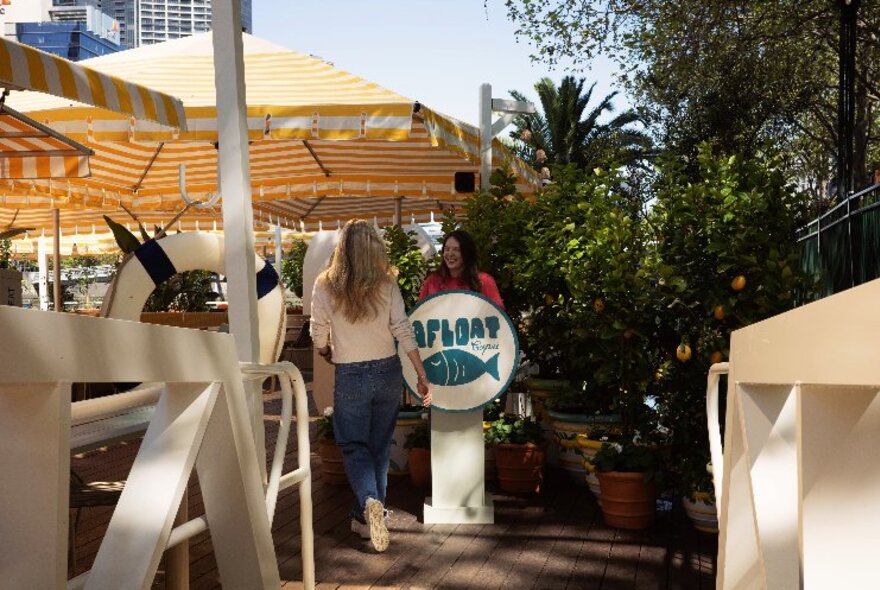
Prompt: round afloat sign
<box><xmin>401</xmin><ymin>290</ymin><xmax>518</xmax><ymax>412</ymax></box>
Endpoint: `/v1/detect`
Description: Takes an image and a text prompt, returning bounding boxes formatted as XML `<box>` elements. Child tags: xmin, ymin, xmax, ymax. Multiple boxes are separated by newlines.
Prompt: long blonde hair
<box><xmin>319</xmin><ymin>219</ymin><xmax>392</xmax><ymax>322</ymax></box>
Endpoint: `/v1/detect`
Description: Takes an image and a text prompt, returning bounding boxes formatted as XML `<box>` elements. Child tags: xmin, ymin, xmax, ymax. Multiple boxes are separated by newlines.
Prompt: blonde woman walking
<box><xmin>310</xmin><ymin>219</ymin><xmax>431</xmax><ymax>552</ymax></box>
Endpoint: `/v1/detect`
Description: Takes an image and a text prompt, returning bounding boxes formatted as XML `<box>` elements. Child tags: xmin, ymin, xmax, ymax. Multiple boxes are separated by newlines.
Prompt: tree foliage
<box><xmin>280</xmin><ymin>238</ymin><xmax>308</xmax><ymax>298</ymax></box>
<box><xmin>510</xmin><ymin>76</ymin><xmax>650</xmax><ymax>170</ymax></box>
<box><xmin>383</xmin><ymin>224</ymin><xmax>429</xmax><ymax>310</ymax></box>
<box><xmin>499</xmin><ymin>1</ymin><xmax>880</xmax><ymax>195</ymax></box>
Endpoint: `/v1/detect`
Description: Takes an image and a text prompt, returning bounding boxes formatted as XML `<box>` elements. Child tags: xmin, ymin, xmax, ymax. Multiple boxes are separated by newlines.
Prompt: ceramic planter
<box><xmin>596</xmin><ymin>471</ymin><xmax>657</xmax><ymax>529</ymax></box>
<box><xmin>316</xmin><ymin>438</ymin><xmax>348</xmax><ymax>485</ymax></box>
<box><xmin>682</xmin><ymin>491</ymin><xmax>718</xmax><ymax>533</ymax></box>
<box><xmin>494</xmin><ymin>442</ymin><xmax>545</xmax><ymax>494</ymax></box>
<box><xmin>576</xmin><ymin>434</ymin><xmax>604</xmax><ymax>499</ymax></box>
<box><xmin>548</xmin><ymin>410</ymin><xmax>621</xmax><ymax>487</ymax></box>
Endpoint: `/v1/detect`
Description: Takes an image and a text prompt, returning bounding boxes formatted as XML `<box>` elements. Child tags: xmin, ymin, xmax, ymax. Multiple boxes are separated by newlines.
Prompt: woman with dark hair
<box><xmin>418</xmin><ymin>229</ymin><xmax>504</xmax><ymax>308</ymax></box>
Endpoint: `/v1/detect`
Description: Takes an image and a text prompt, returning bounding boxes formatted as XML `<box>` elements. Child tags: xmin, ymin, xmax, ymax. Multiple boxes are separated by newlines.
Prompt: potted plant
<box><xmin>483</xmin><ymin>396</ymin><xmax>506</xmax><ymax>482</ymax></box>
<box><xmin>545</xmin><ymin>382</ymin><xmax>622</xmax><ymax>488</ymax></box>
<box><xmin>315</xmin><ymin>407</ymin><xmax>347</xmax><ymax>485</ymax></box>
<box><xmin>404</xmin><ymin>417</ymin><xmax>431</xmax><ymax>488</ymax></box>
<box><xmin>591</xmin><ymin>434</ymin><xmax>662</xmax><ymax>530</ymax></box>
<box><xmin>679</xmin><ymin>453</ymin><xmax>718</xmax><ymax>534</ymax></box>
<box><xmin>389</xmin><ymin>398</ymin><xmax>423</xmax><ymax>476</ymax></box>
<box><xmin>485</xmin><ymin>415</ymin><xmax>545</xmax><ymax>494</ymax></box>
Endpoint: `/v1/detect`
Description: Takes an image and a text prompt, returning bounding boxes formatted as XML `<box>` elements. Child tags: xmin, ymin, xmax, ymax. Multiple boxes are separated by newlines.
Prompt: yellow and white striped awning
<box><xmin>0</xmin><ymin>36</ymin><xmax>186</xmax><ymax>129</ymax></box>
<box><xmin>0</xmin><ymin>193</ymin><xmax>461</xmax><ymax>239</ymax></box>
<box><xmin>2</xmin><ymin>32</ymin><xmax>538</xmax><ymax>221</ymax></box>
<box><xmin>0</xmin><ymin>105</ymin><xmax>90</xmax><ymax>179</ymax></box>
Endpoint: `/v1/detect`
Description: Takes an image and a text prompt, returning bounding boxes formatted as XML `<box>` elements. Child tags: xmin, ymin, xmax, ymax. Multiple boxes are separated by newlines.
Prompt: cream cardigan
<box><xmin>309</xmin><ymin>278</ymin><xmax>418</xmax><ymax>364</ymax></box>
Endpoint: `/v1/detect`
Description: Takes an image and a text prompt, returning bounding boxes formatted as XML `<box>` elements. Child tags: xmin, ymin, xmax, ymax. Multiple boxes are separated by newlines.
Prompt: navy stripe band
<box><xmin>256</xmin><ymin>262</ymin><xmax>279</xmax><ymax>300</ymax></box>
<box><xmin>134</xmin><ymin>240</ymin><xmax>177</xmax><ymax>286</ymax></box>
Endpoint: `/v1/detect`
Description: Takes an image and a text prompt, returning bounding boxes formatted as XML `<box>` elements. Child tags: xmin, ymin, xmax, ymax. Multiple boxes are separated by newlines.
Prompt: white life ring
<box><xmin>101</xmin><ymin>232</ymin><xmax>286</xmax><ymax>364</ymax></box>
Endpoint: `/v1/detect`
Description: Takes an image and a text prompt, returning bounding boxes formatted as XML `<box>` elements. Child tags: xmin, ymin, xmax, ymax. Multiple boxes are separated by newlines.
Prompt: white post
<box><xmin>212</xmin><ymin>0</ymin><xmax>266</xmax><ymax>473</ymax></box>
<box><xmin>479</xmin><ymin>83</ymin><xmax>492</xmax><ymax>191</ymax></box>
<box><xmin>37</xmin><ymin>237</ymin><xmax>49</xmax><ymax>310</ymax></box>
<box><xmin>52</xmin><ymin>209</ymin><xmax>61</xmax><ymax>311</ymax></box>
<box><xmin>212</xmin><ymin>0</ymin><xmax>259</xmax><ymax>365</ymax></box>
<box><xmin>274</xmin><ymin>223</ymin><xmax>282</xmax><ymax>271</ymax></box>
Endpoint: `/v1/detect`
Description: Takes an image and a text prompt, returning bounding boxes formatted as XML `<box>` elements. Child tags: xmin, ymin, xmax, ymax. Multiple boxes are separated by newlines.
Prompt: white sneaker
<box><xmin>364</xmin><ymin>497</ymin><xmax>389</xmax><ymax>552</ymax></box>
<box><xmin>351</xmin><ymin>518</ymin><xmax>370</xmax><ymax>539</ymax></box>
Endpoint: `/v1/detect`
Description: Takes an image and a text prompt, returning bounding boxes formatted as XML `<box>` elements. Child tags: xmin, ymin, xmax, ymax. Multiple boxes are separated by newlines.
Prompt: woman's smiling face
<box><xmin>443</xmin><ymin>237</ymin><xmax>464</xmax><ymax>276</ymax></box>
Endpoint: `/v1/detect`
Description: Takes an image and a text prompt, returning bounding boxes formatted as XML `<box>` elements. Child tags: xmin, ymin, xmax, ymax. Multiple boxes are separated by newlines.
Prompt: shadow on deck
<box><xmin>70</xmin><ymin>387</ymin><xmax>716</xmax><ymax>589</ymax></box>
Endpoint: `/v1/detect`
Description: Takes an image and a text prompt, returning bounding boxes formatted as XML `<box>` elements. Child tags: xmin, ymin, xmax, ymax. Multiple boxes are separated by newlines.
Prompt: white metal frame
<box><xmin>708</xmin><ymin>278</ymin><xmax>880</xmax><ymax>589</ymax></box>
<box><xmin>0</xmin><ymin>307</ymin><xmax>314</xmax><ymax>589</ymax></box>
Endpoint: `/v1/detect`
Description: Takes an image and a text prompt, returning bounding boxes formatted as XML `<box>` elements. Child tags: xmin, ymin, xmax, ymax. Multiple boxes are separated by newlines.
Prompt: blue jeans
<box><xmin>333</xmin><ymin>355</ymin><xmax>401</xmax><ymax>520</ymax></box>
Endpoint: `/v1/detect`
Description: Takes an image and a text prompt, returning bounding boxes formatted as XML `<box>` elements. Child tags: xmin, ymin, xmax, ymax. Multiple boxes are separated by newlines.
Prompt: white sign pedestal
<box><xmin>424</xmin><ymin>410</ymin><xmax>494</xmax><ymax>524</ymax></box>
<box><xmin>401</xmin><ymin>290</ymin><xmax>518</xmax><ymax>526</ymax></box>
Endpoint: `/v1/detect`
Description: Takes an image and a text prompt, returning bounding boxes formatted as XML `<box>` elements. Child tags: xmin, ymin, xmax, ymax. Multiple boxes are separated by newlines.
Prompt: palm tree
<box><xmin>510</xmin><ymin>76</ymin><xmax>651</xmax><ymax>171</ymax></box>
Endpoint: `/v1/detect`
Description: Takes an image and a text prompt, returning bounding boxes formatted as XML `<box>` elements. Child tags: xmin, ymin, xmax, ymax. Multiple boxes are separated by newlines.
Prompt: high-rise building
<box><xmin>0</xmin><ymin>0</ymin><xmax>121</xmax><ymax>60</ymax></box>
<box><xmin>1</xmin><ymin>1</ymin><xmax>252</xmax><ymax>53</ymax></box>
<box><xmin>113</xmin><ymin>1</ymin><xmax>252</xmax><ymax>49</ymax></box>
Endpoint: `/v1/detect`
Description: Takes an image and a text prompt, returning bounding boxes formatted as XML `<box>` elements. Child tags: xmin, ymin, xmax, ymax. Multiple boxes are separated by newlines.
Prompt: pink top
<box><xmin>418</xmin><ymin>271</ymin><xmax>505</xmax><ymax>309</ymax></box>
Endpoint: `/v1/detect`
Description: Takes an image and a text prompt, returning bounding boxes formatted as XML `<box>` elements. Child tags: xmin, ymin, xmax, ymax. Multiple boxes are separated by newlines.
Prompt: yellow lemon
<box><xmin>709</xmin><ymin>351</ymin><xmax>724</xmax><ymax>364</ymax></box>
<box><xmin>713</xmin><ymin>305</ymin><xmax>725</xmax><ymax>320</ymax></box>
<box><xmin>593</xmin><ymin>298</ymin><xmax>605</xmax><ymax>313</ymax></box>
<box><xmin>676</xmin><ymin>343</ymin><xmax>692</xmax><ymax>362</ymax></box>
<box><xmin>731</xmin><ymin>275</ymin><xmax>747</xmax><ymax>291</ymax></box>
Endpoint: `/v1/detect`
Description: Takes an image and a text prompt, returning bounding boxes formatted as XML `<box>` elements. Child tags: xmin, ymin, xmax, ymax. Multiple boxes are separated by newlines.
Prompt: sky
<box><xmin>252</xmin><ymin>0</ymin><xmax>630</xmax><ymax>127</ymax></box>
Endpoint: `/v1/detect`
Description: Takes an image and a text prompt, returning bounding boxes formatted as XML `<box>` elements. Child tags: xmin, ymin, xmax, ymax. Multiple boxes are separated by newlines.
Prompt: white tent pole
<box><xmin>479</xmin><ymin>83</ymin><xmax>492</xmax><ymax>191</ymax></box>
<box><xmin>37</xmin><ymin>236</ymin><xmax>49</xmax><ymax>311</ymax></box>
<box><xmin>213</xmin><ymin>0</ymin><xmax>259</xmax><ymax>364</ymax></box>
<box><xmin>274</xmin><ymin>223</ymin><xmax>282</xmax><ymax>270</ymax></box>
<box><xmin>52</xmin><ymin>209</ymin><xmax>60</xmax><ymax>311</ymax></box>
<box><xmin>394</xmin><ymin>197</ymin><xmax>403</xmax><ymax>226</ymax></box>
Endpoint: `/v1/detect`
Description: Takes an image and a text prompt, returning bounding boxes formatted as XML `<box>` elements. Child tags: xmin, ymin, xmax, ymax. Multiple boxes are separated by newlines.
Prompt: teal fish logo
<box><xmin>424</xmin><ymin>350</ymin><xmax>500</xmax><ymax>386</ymax></box>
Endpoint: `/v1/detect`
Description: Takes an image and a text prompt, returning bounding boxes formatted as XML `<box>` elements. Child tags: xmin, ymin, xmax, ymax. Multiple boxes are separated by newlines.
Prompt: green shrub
<box><xmin>484</xmin><ymin>416</ymin><xmax>543</xmax><ymax>446</ymax></box>
<box><xmin>280</xmin><ymin>238</ymin><xmax>308</xmax><ymax>297</ymax></box>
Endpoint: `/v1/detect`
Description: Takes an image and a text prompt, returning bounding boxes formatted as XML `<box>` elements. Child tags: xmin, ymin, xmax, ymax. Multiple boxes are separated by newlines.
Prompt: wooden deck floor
<box><xmin>69</xmin><ymin>388</ymin><xmax>716</xmax><ymax>589</ymax></box>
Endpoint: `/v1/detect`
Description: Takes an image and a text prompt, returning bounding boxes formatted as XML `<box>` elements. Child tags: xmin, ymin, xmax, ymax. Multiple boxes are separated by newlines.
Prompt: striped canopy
<box><xmin>0</xmin><ymin>36</ymin><xmax>186</xmax><ymax>181</ymax></box>
<box><xmin>0</xmin><ymin>36</ymin><xmax>186</xmax><ymax>129</ymax></box>
<box><xmin>0</xmin><ymin>105</ymin><xmax>91</xmax><ymax>179</ymax></box>
<box><xmin>2</xmin><ymin>33</ymin><xmax>538</xmax><ymax>231</ymax></box>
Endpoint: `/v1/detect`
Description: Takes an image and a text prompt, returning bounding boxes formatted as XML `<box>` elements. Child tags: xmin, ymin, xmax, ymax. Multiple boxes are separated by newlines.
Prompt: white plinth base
<box><xmin>424</xmin><ymin>497</ymin><xmax>494</xmax><ymax>524</ymax></box>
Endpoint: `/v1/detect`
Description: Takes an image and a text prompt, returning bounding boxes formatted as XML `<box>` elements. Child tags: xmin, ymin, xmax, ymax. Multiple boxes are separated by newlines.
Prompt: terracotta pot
<box><xmin>317</xmin><ymin>438</ymin><xmax>348</xmax><ymax>485</ymax></box>
<box><xmin>596</xmin><ymin>471</ymin><xmax>657</xmax><ymax>529</ymax></box>
<box><xmin>493</xmin><ymin>442</ymin><xmax>545</xmax><ymax>494</ymax></box>
<box><xmin>682</xmin><ymin>492</ymin><xmax>718</xmax><ymax>534</ymax></box>
<box><xmin>485</xmin><ymin>445</ymin><xmax>497</xmax><ymax>482</ymax></box>
<box><xmin>408</xmin><ymin>447</ymin><xmax>431</xmax><ymax>487</ymax></box>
